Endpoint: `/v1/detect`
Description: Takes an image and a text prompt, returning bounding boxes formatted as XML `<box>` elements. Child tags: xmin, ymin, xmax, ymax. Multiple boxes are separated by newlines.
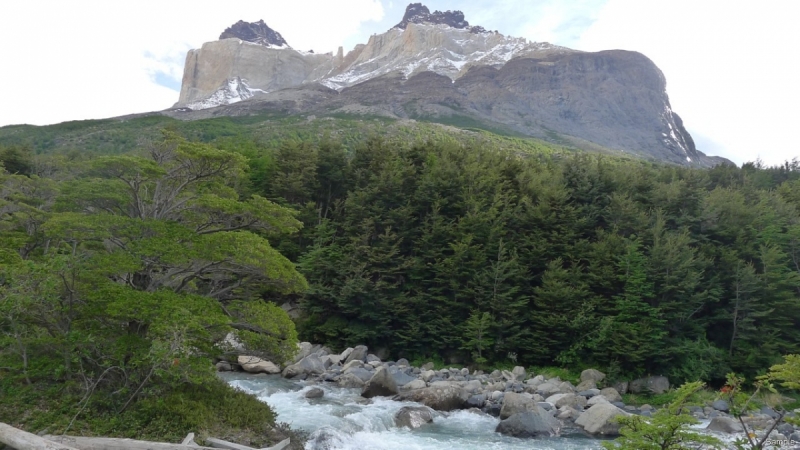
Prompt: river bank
<box><xmin>220</xmin><ymin>343</ymin><xmax>800</xmax><ymax>449</ymax></box>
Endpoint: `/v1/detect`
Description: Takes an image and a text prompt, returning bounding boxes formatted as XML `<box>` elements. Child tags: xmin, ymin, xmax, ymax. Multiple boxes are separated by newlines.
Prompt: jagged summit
<box><xmin>393</xmin><ymin>3</ymin><xmax>487</xmax><ymax>33</ymax></box>
<box><xmin>219</xmin><ymin>20</ymin><xmax>289</xmax><ymax>48</ymax></box>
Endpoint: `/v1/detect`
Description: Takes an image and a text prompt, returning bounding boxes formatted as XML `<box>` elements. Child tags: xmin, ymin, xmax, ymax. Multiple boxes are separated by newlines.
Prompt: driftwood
<box><xmin>43</xmin><ymin>436</ymin><xmax>290</xmax><ymax>450</ymax></box>
<box><xmin>206</xmin><ymin>438</ymin><xmax>289</xmax><ymax>450</ymax></box>
<box><xmin>0</xmin><ymin>423</ymin><xmax>80</xmax><ymax>450</ymax></box>
<box><xmin>43</xmin><ymin>436</ymin><xmax>219</xmax><ymax>450</ymax></box>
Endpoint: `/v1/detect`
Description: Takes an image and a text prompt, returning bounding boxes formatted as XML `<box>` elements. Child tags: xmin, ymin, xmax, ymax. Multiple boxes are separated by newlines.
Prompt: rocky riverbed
<box><xmin>219</xmin><ymin>343</ymin><xmax>800</xmax><ymax>449</ymax></box>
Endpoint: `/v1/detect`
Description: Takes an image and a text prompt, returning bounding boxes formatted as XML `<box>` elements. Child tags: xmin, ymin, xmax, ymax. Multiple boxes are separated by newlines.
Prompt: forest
<box><xmin>1</xmin><ymin>116</ymin><xmax>800</xmax><ymax>433</ymax></box>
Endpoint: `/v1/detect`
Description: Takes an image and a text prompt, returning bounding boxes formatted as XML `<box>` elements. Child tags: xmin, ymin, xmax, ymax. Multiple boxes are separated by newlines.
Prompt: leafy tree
<box><xmin>603</xmin><ymin>381</ymin><xmax>724</xmax><ymax>450</ymax></box>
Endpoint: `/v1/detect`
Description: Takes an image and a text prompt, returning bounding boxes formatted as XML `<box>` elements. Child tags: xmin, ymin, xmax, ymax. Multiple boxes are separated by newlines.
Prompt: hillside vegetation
<box><xmin>2</xmin><ymin>116</ymin><xmax>800</xmax><ymax>438</ymax></box>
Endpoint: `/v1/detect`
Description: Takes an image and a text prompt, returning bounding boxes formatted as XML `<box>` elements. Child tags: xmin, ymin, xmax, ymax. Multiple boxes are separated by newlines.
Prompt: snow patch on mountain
<box><xmin>185</xmin><ymin>77</ymin><xmax>265</xmax><ymax>110</ymax></box>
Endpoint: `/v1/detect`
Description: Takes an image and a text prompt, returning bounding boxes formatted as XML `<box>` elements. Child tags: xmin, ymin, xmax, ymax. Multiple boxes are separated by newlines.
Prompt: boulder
<box><xmin>500</xmin><ymin>392</ymin><xmax>540</xmax><ymax>420</ymax></box>
<box><xmin>215</xmin><ymin>361</ymin><xmax>233</xmax><ymax>372</ymax></box>
<box><xmin>526</xmin><ymin>375</ymin><xmax>545</xmax><ymax>386</ymax></box>
<box><xmin>599</xmin><ymin>387</ymin><xmax>622</xmax><ymax>403</ymax></box>
<box><xmin>305</xmin><ymin>387</ymin><xmax>324</xmax><ymax>399</ymax></box>
<box><xmin>580</xmin><ymin>368</ymin><xmax>606</xmax><ymax>384</ymax></box>
<box><xmin>395</xmin><ymin>406</ymin><xmax>434</xmax><ymax>429</ymax></box>
<box><xmin>392</xmin><ymin>370</ymin><xmax>416</xmax><ymax>387</ymax></box>
<box><xmin>546</xmin><ymin>393</ymin><xmax>587</xmax><ymax>410</ymax></box>
<box><xmin>712</xmin><ymin>400</ymin><xmax>730</xmax><ymax>412</ymax></box>
<box><xmin>575</xmin><ymin>403</ymin><xmax>629</xmax><ymax>436</ymax></box>
<box><xmin>324</xmin><ymin>354</ymin><xmax>343</xmax><ymax>367</ymax></box>
<box><xmin>394</xmin><ymin>385</ymin><xmax>470</xmax><ymax>411</ymax></box>
<box><xmin>344</xmin><ymin>345</ymin><xmax>368</xmax><ymax>364</ymax></box>
<box><xmin>345</xmin><ymin>367</ymin><xmax>374</xmax><ymax>383</ymax></box>
<box><xmin>361</xmin><ymin>367</ymin><xmax>399</xmax><ymax>398</ymax></box>
<box><xmin>293</xmin><ymin>342</ymin><xmax>314</xmax><ymax>363</ymax></box>
<box><xmin>337</xmin><ymin>373</ymin><xmax>366</xmax><ymax>388</ymax></box>
<box><xmin>587</xmin><ymin>395</ymin><xmax>610</xmax><ymax>407</ymax></box>
<box><xmin>495</xmin><ymin>410</ymin><xmax>561</xmax><ymax>438</ymax></box>
<box><xmin>629</xmin><ymin>376</ymin><xmax>670</xmax><ymax>394</ymax></box>
<box><xmin>340</xmin><ymin>347</ymin><xmax>354</xmax><ymax>360</ymax></box>
<box><xmin>575</xmin><ymin>380</ymin><xmax>598</xmax><ymax>391</ymax></box>
<box><xmin>403</xmin><ymin>379</ymin><xmax>426</xmax><ymax>390</ymax></box>
<box><xmin>282</xmin><ymin>354</ymin><xmax>325</xmax><ymax>378</ymax></box>
<box><xmin>536</xmin><ymin>382</ymin><xmax>561</xmax><ymax>397</ymax></box>
<box><xmin>366</xmin><ymin>354</ymin><xmax>381</xmax><ymax>363</ymax></box>
<box><xmin>706</xmin><ymin>416</ymin><xmax>744</xmax><ymax>433</ymax></box>
<box><xmin>467</xmin><ymin>393</ymin><xmax>487</xmax><ymax>408</ymax></box>
<box><xmin>238</xmin><ymin>356</ymin><xmax>281</xmax><ymax>374</ymax></box>
<box><xmin>557</xmin><ymin>406</ymin><xmax>582</xmax><ymax>421</ymax></box>
<box><xmin>342</xmin><ymin>359</ymin><xmax>364</xmax><ymax>372</ymax></box>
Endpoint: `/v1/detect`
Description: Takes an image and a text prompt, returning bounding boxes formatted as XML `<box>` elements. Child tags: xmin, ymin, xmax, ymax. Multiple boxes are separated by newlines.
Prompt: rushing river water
<box><xmin>220</xmin><ymin>372</ymin><xmax>606</xmax><ymax>450</ymax></box>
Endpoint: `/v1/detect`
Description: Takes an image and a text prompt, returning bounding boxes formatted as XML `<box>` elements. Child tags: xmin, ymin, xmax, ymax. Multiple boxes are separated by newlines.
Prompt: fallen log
<box><xmin>0</xmin><ymin>423</ymin><xmax>80</xmax><ymax>450</ymax></box>
<box><xmin>43</xmin><ymin>436</ymin><xmax>290</xmax><ymax>450</ymax></box>
<box><xmin>43</xmin><ymin>436</ymin><xmax>219</xmax><ymax>450</ymax></box>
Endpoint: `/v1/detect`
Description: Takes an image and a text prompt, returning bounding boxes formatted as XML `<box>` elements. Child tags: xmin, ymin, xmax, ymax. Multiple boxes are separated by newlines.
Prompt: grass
<box><xmin>0</xmin><ymin>374</ymin><xmax>305</xmax><ymax>449</ymax></box>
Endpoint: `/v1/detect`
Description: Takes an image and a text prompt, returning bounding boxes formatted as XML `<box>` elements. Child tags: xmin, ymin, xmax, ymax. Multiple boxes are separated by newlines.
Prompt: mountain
<box><xmin>173</xmin><ymin>3</ymin><xmax>728</xmax><ymax>167</ymax></box>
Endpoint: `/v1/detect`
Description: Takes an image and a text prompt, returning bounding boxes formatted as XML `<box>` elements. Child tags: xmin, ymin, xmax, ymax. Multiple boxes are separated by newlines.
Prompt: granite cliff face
<box><xmin>173</xmin><ymin>3</ymin><xmax>725</xmax><ymax>167</ymax></box>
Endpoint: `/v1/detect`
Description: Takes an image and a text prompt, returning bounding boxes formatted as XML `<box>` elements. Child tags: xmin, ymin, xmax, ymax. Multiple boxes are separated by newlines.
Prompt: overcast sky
<box><xmin>1</xmin><ymin>1</ymin><xmax>797</xmax><ymax>166</ymax></box>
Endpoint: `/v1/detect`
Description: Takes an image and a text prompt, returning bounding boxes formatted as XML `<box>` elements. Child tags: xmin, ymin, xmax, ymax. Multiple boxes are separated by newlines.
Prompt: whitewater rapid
<box><xmin>220</xmin><ymin>372</ymin><xmax>605</xmax><ymax>450</ymax></box>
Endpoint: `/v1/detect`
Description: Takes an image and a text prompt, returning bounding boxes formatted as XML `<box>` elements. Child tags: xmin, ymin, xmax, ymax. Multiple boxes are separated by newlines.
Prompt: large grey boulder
<box><xmin>403</xmin><ymin>379</ymin><xmax>426</xmax><ymax>390</ymax></box>
<box><xmin>362</xmin><ymin>367</ymin><xmax>399</xmax><ymax>398</ymax></box>
<box><xmin>337</xmin><ymin>373</ymin><xmax>366</xmax><ymax>388</ymax></box>
<box><xmin>500</xmin><ymin>393</ymin><xmax>539</xmax><ymax>419</ymax></box>
<box><xmin>706</xmin><ymin>417</ymin><xmax>744</xmax><ymax>433</ymax></box>
<box><xmin>536</xmin><ymin>382</ymin><xmax>562</xmax><ymax>397</ymax></box>
<box><xmin>344</xmin><ymin>345</ymin><xmax>369</xmax><ymax>364</ymax></box>
<box><xmin>394</xmin><ymin>385</ymin><xmax>470</xmax><ymax>411</ymax></box>
<box><xmin>545</xmin><ymin>393</ymin><xmax>587</xmax><ymax>410</ymax></box>
<box><xmin>395</xmin><ymin>406</ymin><xmax>434</xmax><ymax>429</ymax></box>
<box><xmin>238</xmin><ymin>355</ymin><xmax>281</xmax><ymax>374</ymax></box>
<box><xmin>391</xmin><ymin>370</ymin><xmax>416</xmax><ymax>387</ymax></box>
<box><xmin>345</xmin><ymin>367</ymin><xmax>374</xmax><ymax>383</ymax></box>
<box><xmin>575</xmin><ymin>403</ymin><xmax>629</xmax><ymax>436</ymax></box>
<box><xmin>629</xmin><ymin>376</ymin><xmax>670</xmax><ymax>394</ymax></box>
<box><xmin>712</xmin><ymin>400</ymin><xmax>730</xmax><ymax>412</ymax></box>
<box><xmin>576</xmin><ymin>380</ymin><xmax>598</xmax><ymax>391</ymax></box>
<box><xmin>305</xmin><ymin>387</ymin><xmax>324</xmax><ymax>399</ymax></box>
<box><xmin>580</xmin><ymin>369</ymin><xmax>606</xmax><ymax>384</ymax></box>
<box><xmin>282</xmin><ymin>354</ymin><xmax>325</xmax><ymax>378</ymax></box>
<box><xmin>293</xmin><ymin>342</ymin><xmax>314</xmax><ymax>363</ymax></box>
<box><xmin>495</xmin><ymin>410</ymin><xmax>561</xmax><ymax>438</ymax></box>
<box><xmin>599</xmin><ymin>387</ymin><xmax>622</xmax><ymax>403</ymax></box>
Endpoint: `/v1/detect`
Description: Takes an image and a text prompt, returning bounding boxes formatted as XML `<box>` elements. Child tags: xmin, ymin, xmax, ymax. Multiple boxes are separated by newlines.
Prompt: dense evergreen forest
<box><xmin>254</xmin><ymin>137</ymin><xmax>800</xmax><ymax>384</ymax></box>
<box><xmin>2</xmin><ymin>116</ymin><xmax>800</xmax><ymax>431</ymax></box>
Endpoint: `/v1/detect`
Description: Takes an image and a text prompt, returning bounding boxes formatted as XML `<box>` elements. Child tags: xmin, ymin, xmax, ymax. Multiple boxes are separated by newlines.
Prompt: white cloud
<box><xmin>576</xmin><ymin>0</ymin><xmax>800</xmax><ymax>165</ymax></box>
<box><xmin>0</xmin><ymin>0</ymin><xmax>384</xmax><ymax>127</ymax></box>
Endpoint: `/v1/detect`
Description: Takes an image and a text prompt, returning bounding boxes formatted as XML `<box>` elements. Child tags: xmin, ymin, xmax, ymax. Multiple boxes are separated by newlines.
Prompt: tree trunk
<box><xmin>0</xmin><ymin>423</ymin><xmax>80</xmax><ymax>450</ymax></box>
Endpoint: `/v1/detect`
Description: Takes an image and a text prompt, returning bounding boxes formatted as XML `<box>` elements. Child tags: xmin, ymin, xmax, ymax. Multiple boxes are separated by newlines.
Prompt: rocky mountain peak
<box><xmin>393</xmin><ymin>3</ymin><xmax>487</xmax><ymax>33</ymax></box>
<box><xmin>219</xmin><ymin>20</ymin><xmax>289</xmax><ymax>48</ymax></box>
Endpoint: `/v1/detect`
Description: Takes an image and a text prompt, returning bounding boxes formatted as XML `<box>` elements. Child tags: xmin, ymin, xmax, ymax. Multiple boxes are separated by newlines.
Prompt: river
<box><xmin>220</xmin><ymin>372</ymin><xmax>606</xmax><ymax>450</ymax></box>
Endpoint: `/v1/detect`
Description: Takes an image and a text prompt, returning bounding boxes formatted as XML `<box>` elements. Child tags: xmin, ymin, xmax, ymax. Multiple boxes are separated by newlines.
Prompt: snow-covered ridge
<box><xmin>184</xmin><ymin>77</ymin><xmax>265</xmax><ymax>111</ymax></box>
<box><xmin>320</xmin><ymin>23</ymin><xmax>564</xmax><ymax>91</ymax></box>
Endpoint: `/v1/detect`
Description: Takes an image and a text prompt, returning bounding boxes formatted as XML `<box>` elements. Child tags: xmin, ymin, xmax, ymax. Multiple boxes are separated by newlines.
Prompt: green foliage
<box><xmin>604</xmin><ymin>381</ymin><xmax>725</xmax><ymax>450</ymax></box>
<box><xmin>0</xmin><ymin>132</ymin><xmax>307</xmax><ymax>438</ymax></box>
<box><xmin>461</xmin><ymin>310</ymin><xmax>494</xmax><ymax>365</ymax></box>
